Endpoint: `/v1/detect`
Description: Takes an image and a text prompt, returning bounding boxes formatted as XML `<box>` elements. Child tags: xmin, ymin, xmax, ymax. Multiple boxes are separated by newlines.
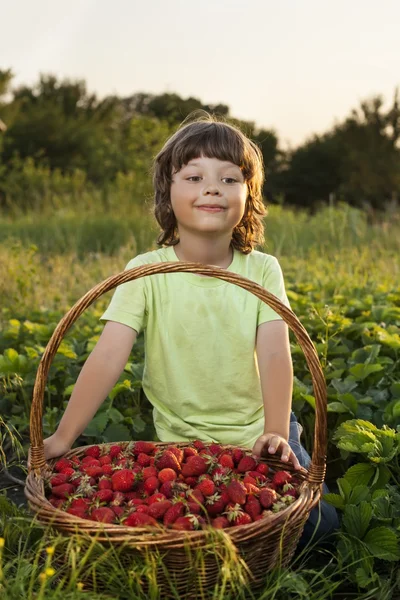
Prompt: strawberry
<box><xmin>244</xmin><ymin>483</ymin><xmax>260</xmax><ymax>495</ymax></box>
<box><xmin>259</xmin><ymin>488</ymin><xmax>278</xmax><ymax>509</ymax></box>
<box><xmin>155</xmin><ymin>450</ymin><xmax>182</xmax><ymax>473</ymax></box>
<box><xmin>93</xmin><ymin>489</ymin><xmax>114</xmax><ymax>503</ymax></box>
<box><xmin>99</xmin><ymin>455</ymin><xmax>112</xmax><ymax>465</ymax></box>
<box><xmin>218</xmin><ymin>454</ymin><xmax>234</xmax><ymax>469</ymax></box>
<box><xmin>66</xmin><ymin>507</ymin><xmax>88</xmax><ymax>519</ymax></box>
<box><xmin>192</xmin><ymin>440</ymin><xmax>206</xmax><ymax>451</ymax></box>
<box><xmin>224</xmin><ymin>503</ymin><xmax>252</xmax><ymax>526</ymax></box>
<box><xmin>144</xmin><ymin>476</ymin><xmax>159</xmax><ymax>495</ymax></box>
<box><xmin>147</xmin><ymin>492</ymin><xmax>167</xmax><ymax>505</ymax></box>
<box><xmin>69</xmin><ymin>497</ymin><xmax>91</xmax><ymax>510</ymax></box>
<box><xmin>248</xmin><ymin>471</ymin><xmax>268</xmax><ymax>484</ymax></box>
<box><xmin>212</xmin><ymin>516</ymin><xmax>230</xmax><ymax>529</ymax></box>
<box><xmin>50</xmin><ymin>473</ymin><xmax>69</xmax><ymax>487</ymax></box>
<box><xmin>208</xmin><ymin>443</ymin><xmax>223</xmax><ymax>455</ymax></box>
<box><xmin>237</xmin><ymin>455</ymin><xmax>257</xmax><ymax>473</ymax></box>
<box><xmin>52</xmin><ymin>483</ymin><xmax>75</xmax><ymax>499</ymax></box>
<box><xmin>159</xmin><ymin>481</ymin><xmax>174</xmax><ymax>498</ymax></box>
<box><xmin>136</xmin><ymin>452</ymin><xmax>152</xmax><ymax>467</ymax></box>
<box><xmin>163</xmin><ymin>501</ymin><xmax>186</xmax><ymax>526</ymax></box>
<box><xmin>183</xmin><ymin>447</ymin><xmax>198</xmax><ymax>459</ymax></box>
<box><xmin>243</xmin><ymin>475</ymin><xmax>257</xmax><ymax>486</ymax></box>
<box><xmin>54</xmin><ymin>458</ymin><xmax>73</xmax><ymax>472</ymax></box>
<box><xmin>282</xmin><ymin>483</ymin><xmax>299</xmax><ymax>498</ymax></box>
<box><xmin>59</xmin><ymin>467</ymin><xmax>75</xmax><ymax>479</ymax></box>
<box><xmin>98</xmin><ymin>477</ymin><xmax>112</xmax><ymax>490</ymax></box>
<box><xmin>136</xmin><ymin>505</ymin><xmax>150</xmax><ymax>513</ymax></box>
<box><xmin>110</xmin><ymin>492</ymin><xmax>125</xmax><ymax>506</ymax></box>
<box><xmin>124</xmin><ymin>512</ymin><xmax>158</xmax><ymax>527</ymax></box>
<box><xmin>111</xmin><ymin>506</ymin><xmax>125</xmax><ymax>518</ymax></box>
<box><xmin>85</xmin><ymin>445</ymin><xmax>101</xmax><ymax>459</ymax></box>
<box><xmin>227</xmin><ymin>480</ymin><xmax>247</xmax><ymax>505</ymax></box>
<box><xmin>147</xmin><ymin>500</ymin><xmax>173</xmax><ymax>520</ymax></box>
<box><xmin>134</xmin><ymin>441</ymin><xmax>157</xmax><ymax>455</ymax></box>
<box><xmin>167</xmin><ymin>446</ymin><xmax>184</xmax><ymax>463</ymax></box>
<box><xmin>232</xmin><ymin>448</ymin><xmax>244</xmax><ymax>465</ymax></box>
<box><xmin>82</xmin><ymin>465</ymin><xmax>103</xmax><ymax>478</ymax></box>
<box><xmin>256</xmin><ymin>463</ymin><xmax>269</xmax><ymax>476</ymax></box>
<box><xmin>272</xmin><ymin>471</ymin><xmax>292</xmax><ymax>488</ymax></box>
<box><xmin>187</xmin><ymin>501</ymin><xmax>202</xmax><ymax>515</ymax></box>
<box><xmin>205</xmin><ymin>491</ymin><xmax>229</xmax><ymax>517</ymax></box>
<box><xmin>158</xmin><ymin>468</ymin><xmax>177</xmax><ymax>484</ymax></box>
<box><xmin>172</xmin><ymin>515</ymin><xmax>200</xmax><ymax>531</ymax></box>
<box><xmin>49</xmin><ymin>497</ymin><xmax>64</xmax><ymax>508</ymax></box>
<box><xmin>91</xmin><ymin>507</ymin><xmax>115</xmax><ymax>523</ymax></box>
<box><xmin>184</xmin><ymin>477</ymin><xmax>198</xmax><ymax>487</ymax></box>
<box><xmin>195</xmin><ymin>478</ymin><xmax>215</xmax><ymax>497</ymax></box>
<box><xmin>81</xmin><ymin>456</ymin><xmax>100</xmax><ymax>466</ymax></box>
<box><xmin>70</xmin><ymin>456</ymin><xmax>81</xmax><ymax>466</ymax></box>
<box><xmin>143</xmin><ymin>466</ymin><xmax>158</xmax><ymax>480</ymax></box>
<box><xmin>109</xmin><ymin>444</ymin><xmax>123</xmax><ymax>459</ymax></box>
<box><xmin>245</xmin><ymin>496</ymin><xmax>262</xmax><ymax>520</ymax></box>
<box><xmin>111</xmin><ymin>469</ymin><xmax>135</xmax><ymax>492</ymax></box>
<box><xmin>181</xmin><ymin>455</ymin><xmax>208</xmax><ymax>477</ymax></box>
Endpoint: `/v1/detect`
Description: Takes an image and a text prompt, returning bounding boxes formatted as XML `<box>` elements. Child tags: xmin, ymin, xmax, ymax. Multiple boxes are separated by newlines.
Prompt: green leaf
<box><xmin>344</xmin><ymin>463</ymin><xmax>375</xmax><ymax>487</ymax></box>
<box><xmin>349</xmin><ymin>363</ymin><xmax>383</xmax><ymax>381</ymax></box>
<box><xmin>323</xmin><ymin>493</ymin><xmax>345</xmax><ymax>510</ymax></box>
<box><xmin>342</xmin><ymin>502</ymin><xmax>372</xmax><ymax>538</ymax></box>
<box><xmin>331</xmin><ymin>378</ymin><xmax>358</xmax><ymax>394</ymax></box>
<box><xmin>301</xmin><ymin>394</ymin><xmax>316</xmax><ymax>409</ymax></box>
<box><xmin>132</xmin><ymin>415</ymin><xmax>146</xmax><ymax>433</ymax></box>
<box><xmin>82</xmin><ymin>411</ymin><xmax>109</xmax><ymax>437</ymax></box>
<box><xmin>107</xmin><ymin>407</ymin><xmax>124</xmax><ymax>424</ymax></box>
<box><xmin>363</xmin><ymin>527</ymin><xmax>400</xmax><ymax>560</ymax></box>
<box><xmin>102</xmin><ymin>423</ymin><xmax>131</xmax><ymax>443</ymax></box>
<box><xmin>109</xmin><ymin>380</ymin><xmax>132</xmax><ymax>401</ymax></box>
<box><xmin>337</xmin><ymin>478</ymin><xmax>352</xmax><ymax>501</ymax></box>
<box><xmin>327</xmin><ymin>402</ymin><xmax>350</xmax><ymax>414</ymax></box>
<box><xmin>338</xmin><ymin>393</ymin><xmax>358</xmax><ymax>415</ymax></box>
<box><xmin>348</xmin><ymin>485</ymin><xmax>371</xmax><ymax>506</ymax></box>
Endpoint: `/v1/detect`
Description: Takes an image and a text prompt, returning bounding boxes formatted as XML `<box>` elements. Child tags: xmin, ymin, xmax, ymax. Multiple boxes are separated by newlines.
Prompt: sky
<box><xmin>1</xmin><ymin>0</ymin><xmax>400</xmax><ymax>147</ymax></box>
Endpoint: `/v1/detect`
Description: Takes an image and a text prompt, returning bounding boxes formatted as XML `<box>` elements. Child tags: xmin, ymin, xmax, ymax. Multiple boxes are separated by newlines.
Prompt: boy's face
<box><xmin>170</xmin><ymin>156</ymin><xmax>248</xmax><ymax>239</ymax></box>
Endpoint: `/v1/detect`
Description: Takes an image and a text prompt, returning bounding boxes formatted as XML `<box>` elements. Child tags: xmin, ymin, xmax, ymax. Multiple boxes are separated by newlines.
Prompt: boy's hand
<box><xmin>252</xmin><ymin>432</ymin><xmax>303</xmax><ymax>470</ymax></box>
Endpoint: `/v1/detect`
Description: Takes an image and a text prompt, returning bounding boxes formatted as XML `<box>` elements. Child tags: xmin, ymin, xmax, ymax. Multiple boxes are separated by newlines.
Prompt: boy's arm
<box><xmin>253</xmin><ymin>320</ymin><xmax>302</xmax><ymax>469</ymax></box>
<box><xmin>55</xmin><ymin>321</ymin><xmax>138</xmax><ymax>447</ymax></box>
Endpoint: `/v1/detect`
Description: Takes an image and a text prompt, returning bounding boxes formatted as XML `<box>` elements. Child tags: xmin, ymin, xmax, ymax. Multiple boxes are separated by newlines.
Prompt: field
<box><xmin>1</xmin><ymin>201</ymin><xmax>400</xmax><ymax>599</ymax></box>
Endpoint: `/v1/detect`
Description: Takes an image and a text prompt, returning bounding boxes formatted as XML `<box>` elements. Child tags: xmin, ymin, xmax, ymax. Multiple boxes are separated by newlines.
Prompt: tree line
<box><xmin>0</xmin><ymin>68</ymin><xmax>399</xmax><ymax>212</ymax></box>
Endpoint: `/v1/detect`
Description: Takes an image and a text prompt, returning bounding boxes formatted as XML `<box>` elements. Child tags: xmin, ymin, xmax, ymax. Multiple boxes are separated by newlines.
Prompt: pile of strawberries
<box><xmin>45</xmin><ymin>441</ymin><xmax>301</xmax><ymax>531</ymax></box>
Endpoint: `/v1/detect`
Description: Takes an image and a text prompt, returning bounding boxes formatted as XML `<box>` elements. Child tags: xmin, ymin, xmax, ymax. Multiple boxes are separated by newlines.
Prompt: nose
<box><xmin>204</xmin><ymin>182</ymin><xmax>221</xmax><ymax>196</ymax></box>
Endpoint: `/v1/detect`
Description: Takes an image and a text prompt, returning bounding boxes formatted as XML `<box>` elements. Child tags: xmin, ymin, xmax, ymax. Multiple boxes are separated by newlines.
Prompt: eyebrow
<box><xmin>184</xmin><ymin>161</ymin><xmax>241</xmax><ymax>170</ymax></box>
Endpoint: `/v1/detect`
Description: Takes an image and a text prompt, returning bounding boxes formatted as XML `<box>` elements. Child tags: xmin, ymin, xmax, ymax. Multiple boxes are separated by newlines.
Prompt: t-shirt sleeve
<box><xmin>257</xmin><ymin>256</ymin><xmax>291</xmax><ymax>326</ymax></box>
<box><xmin>99</xmin><ymin>256</ymin><xmax>148</xmax><ymax>334</ymax></box>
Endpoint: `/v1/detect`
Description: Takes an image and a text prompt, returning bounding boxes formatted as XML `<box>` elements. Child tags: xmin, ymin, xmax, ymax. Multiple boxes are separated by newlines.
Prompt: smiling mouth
<box><xmin>197</xmin><ymin>205</ymin><xmax>226</xmax><ymax>211</ymax></box>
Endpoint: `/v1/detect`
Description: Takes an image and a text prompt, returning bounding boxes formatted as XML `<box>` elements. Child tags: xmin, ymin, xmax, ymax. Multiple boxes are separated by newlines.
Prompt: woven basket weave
<box><xmin>25</xmin><ymin>261</ymin><xmax>327</xmax><ymax>598</ymax></box>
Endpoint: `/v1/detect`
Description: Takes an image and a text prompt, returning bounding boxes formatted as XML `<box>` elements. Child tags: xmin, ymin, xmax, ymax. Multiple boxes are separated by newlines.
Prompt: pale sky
<box><xmin>2</xmin><ymin>0</ymin><xmax>399</xmax><ymax>147</ymax></box>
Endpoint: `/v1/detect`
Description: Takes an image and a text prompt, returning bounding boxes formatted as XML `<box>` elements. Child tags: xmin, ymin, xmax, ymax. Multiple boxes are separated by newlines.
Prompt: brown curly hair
<box><xmin>152</xmin><ymin>113</ymin><xmax>266</xmax><ymax>254</ymax></box>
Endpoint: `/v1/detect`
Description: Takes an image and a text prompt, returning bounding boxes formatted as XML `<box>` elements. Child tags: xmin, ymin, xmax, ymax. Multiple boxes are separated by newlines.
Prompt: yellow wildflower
<box><xmin>0</xmin><ymin>538</ymin><xmax>4</xmax><ymax>548</ymax></box>
<box><xmin>77</xmin><ymin>582</ymin><xmax>84</xmax><ymax>591</ymax></box>
<box><xmin>46</xmin><ymin>546</ymin><xmax>55</xmax><ymax>556</ymax></box>
<box><xmin>45</xmin><ymin>567</ymin><xmax>55</xmax><ymax>577</ymax></box>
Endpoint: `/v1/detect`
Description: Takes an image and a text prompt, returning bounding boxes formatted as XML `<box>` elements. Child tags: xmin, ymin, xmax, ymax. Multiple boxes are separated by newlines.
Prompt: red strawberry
<box><xmin>159</xmin><ymin>481</ymin><xmax>174</xmax><ymax>498</ymax></box>
<box><xmin>245</xmin><ymin>496</ymin><xmax>262</xmax><ymax>520</ymax></box>
<box><xmin>147</xmin><ymin>493</ymin><xmax>167</xmax><ymax>505</ymax></box>
<box><xmin>272</xmin><ymin>471</ymin><xmax>292</xmax><ymax>488</ymax></box>
<box><xmin>49</xmin><ymin>497</ymin><xmax>64</xmax><ymax>508</ymax></box>
<box><xmin>192</xmin><ymin>440</ymin><xmax>206</xmax><ymax>451</ymax></box>
<box><xmin>248</xmin><ymin>471</ymin><xmax>268</xmax><ymax>484</ymax></box>
<box><xmin>224</xmin><ymin>503</ymin><xmax>252</xmax><ymax>526</ymax></box>
<box><xmin>181</xmin><ymin>455</ymin><xmax>208</xmax><ymax>477</ymax></box>
<box><xmin>184</xmin><ymin>477</ymin><xmax>198</xmax><ymax>487</ymax></box>
<box><xmin>147</xmin><ymin>500</ymin><xmax>173</xmax><ymax>520</ymax></box>
<box><xmin>66</xmin><ymin>507</ymin><xmax>88</xmax><ymax>519</ymax></box>
<box><xmin>227</xmin><ymin>480</ymin><xmax>247</xmax><ymax>505</ymax></box>
<box><xmin>195</xmin><ymin>478</ymin><xmax>215</xmax><ymax>497</ymax></box>
<box><xmin>244</xmin><ymin>483</ymin><xmax>260</xmax><ymax>495</ymax></box>
<box><xmin>111</xmin><ymin>506</ymin><xmax>124</xmax><ymax>518</ymax></box>
<box><xmin>218</xmin><ymin>454</ymin><xmax>234</xmax><ymax>469</ymax></box>
<box><xmin>156</xmin><ymin>450</ymin><xmax>182</xmax><ymax>473</ymax></box>
<box><xmin>91</xmin><ymin>507</ymin><xmax>115</xmax><ymax>523</ymax></box>
<box><xmin>50</xmin><ymin>473</ymin><xmax>69</xmax><ymax>487</ymax></box>
<box><xmin>102</xmin><ymin>464</ymin><xmax>114</xmax><ymax>476</ymax></box>
<box><xmin>81</xmin><ymin>456</ymin><xmax>100</xmax><ymax>466</ymax></box>
<box><xmin>54</xmin><ymin>458</ymin><xmax>73</xmax><ymax>472</ymax></box>
<box><xmin>168</xmin><ymin>446</ymin><xmax>184</xmax><ymax>463</ymax></box>
<box><xmin>52</xmin><ymin>483</ymin><xmax>75</xmax><ymax>499</ymax></box>
<box><xmin>237</xmin><ymin>455</ymin><xmax>257</xmax><ymax>473</ymax></box>
<box><xmin>256</xmin><ymin>463</ymin><xmax>269</xmax><ymax>476</ymax></box>
<box><xmin>137</xmin><ymin>452</ymin><xmax>152</xmax><ymax>467</ymax></box>
<box><xmin>212</xmin><ymin>516</ymin><xmax>230</xmax><ymax>529</ymax></box>
<box><xmin>93</xmin><ymin>489</ymin><xmax>114</xmax><ymax>503</ymax></box>
<box><xmin>134</xmin><ymin>441</ymin><xmax>157</xmax><ymax>455</ymax></box>
<box><xmin>83</xmin><ymin>465</ymin><xmax>103</xmax><ymax>478</ymax></box>
<box><xmin>110</xmin><ymin>491</ymin><xmax>125</xmax><ymax>506</ymax></box>
<box><xmin>85</xmin><ymin>445</ymin><xmax>101</xmax><ymax>459</ymax></box>
<box><xmin>172</xmin><ymin>515</ymin><xmax>200</xmax><ymax>531</ymax></box>
<box><xmin>208</xmin><ymin>443</ymin><xmax>223</xmax><ymax>455</ymax></box>
<box><xmin>111</xmin><ymin>469</ymin><xmax>135</xmax><ymax>492</ymax></box>
<box><xmin>186</xmin><ymin>488</ymin><xmax>205</xmax><ymax>506</ymax></box>
<box><xmin>59</xmin><ymin>467</ymin><xmax>75</xmax><ymax>478</ymax></box>
<box><xmin>282</xmin><ymin>483</ymin><xmax>299</xmax><ymax>498</ymax></box>
<box><xmin>163</xmin><ymin>501</ymin><xmax>186</xmax><ymax>526</ymax></box>
<box><xmin>69</xmin><ymin>498</ymin><xmax>91</xmax><ymax>510</ymax></box>
<box><xmin>109</xmin><ymin>445</ymin><xmax>123</xmax><ymax>459</ymax></box>
<box><xmin>99</xmin><ymin>455</ymin><xmax>112</xmax><ymax>465</ymax></box>
<box><xmin>98</xmin><ymin>477</ymin><xmax>112</xmax><ymax>490</ymax></box>
<box><xmin>124</xmin><ymin>512</ymin><xmax>158</xmax><ymax>527</ymax></box>
<box><xmin>144</xmin><ymin>476</ymin><xmax>159</xmax><ymax>495</ymax></box>
<box><xmin>205</xmin><ymin>491</ymin><xmax>229</xmax><ymax>517</ymax></box>
<box><xmin>184</xmin><ymin>447</ymin><xmax>198</xmax><ymax>459</ymax></box>
<box><xmin>187</xmin><ymin>501</ymin><xmax>202</xmax><ymax>515</ymax></box>
<box><xmin>70</xmin><ymin>456</ymin><xmax>81</xmax><ymax>466</ymax></box>
<box><xmin>158</xmin><ymin>468</ymin><xmax>177</xmax><ymax>484</ymax></box>
<box><xmin>243</xmin><ymin>475</ymin><xmax>257</xmax><ymax>486</ymax></box>
<box><xmin>259</xmin><ymin>488</ymin><xmax>278</xmax><ymax>509</ymax></box>
<box><xmin>232</xmin><ymin>448</ymin><xmax>244</xmax><ymax>465</ymax></box>
<box><xmin>143</xmin><ymin>466</ymin><xmax>158</xmax><ymax>480</ymax></box>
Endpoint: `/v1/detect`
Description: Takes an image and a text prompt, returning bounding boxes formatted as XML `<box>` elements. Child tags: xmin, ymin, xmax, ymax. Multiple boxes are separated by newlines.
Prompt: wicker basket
<box><xmin>25</xmin><ymin>261</ymin><xmax>327</xmax><ymax>598</ymax></box>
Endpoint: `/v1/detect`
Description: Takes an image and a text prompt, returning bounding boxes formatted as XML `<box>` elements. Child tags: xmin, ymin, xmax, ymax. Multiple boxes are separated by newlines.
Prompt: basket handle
<box><xmin>29</xmin><ymin>262</ymin><xmax>327</xmax><ymax>486</ymax></box>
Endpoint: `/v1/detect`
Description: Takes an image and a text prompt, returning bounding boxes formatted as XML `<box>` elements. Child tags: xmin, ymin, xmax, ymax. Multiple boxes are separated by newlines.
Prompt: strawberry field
<box><xmin>1</xmin><ymin>204</ymin><xmax>400</xmax><ymax>599</ymax></box>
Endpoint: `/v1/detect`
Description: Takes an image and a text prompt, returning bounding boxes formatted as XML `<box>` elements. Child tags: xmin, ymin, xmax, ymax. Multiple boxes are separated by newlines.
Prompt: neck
<box><xmin>173</xmin><ymin>232</ymin><xmax>234</xmax><ymax>268</ymax></box>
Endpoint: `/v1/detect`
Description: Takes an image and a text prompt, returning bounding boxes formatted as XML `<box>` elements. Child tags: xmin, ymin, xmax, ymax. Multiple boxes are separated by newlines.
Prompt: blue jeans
<box><xmin>288</xmin><ymin>412</ymin><xmax>340</xmax><ymax>546</ymax></box>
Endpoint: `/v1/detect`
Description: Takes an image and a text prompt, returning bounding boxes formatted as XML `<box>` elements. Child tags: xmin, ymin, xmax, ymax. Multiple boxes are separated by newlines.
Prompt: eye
<box><xmin>186</xmin><ymin>176</ymin><xmax>202</xmax><ymax>182</ymax></box>
<box><xmin>222</xmin><ymin>177</ymin><xmax>238</xmax><ymax>184</ymax></box>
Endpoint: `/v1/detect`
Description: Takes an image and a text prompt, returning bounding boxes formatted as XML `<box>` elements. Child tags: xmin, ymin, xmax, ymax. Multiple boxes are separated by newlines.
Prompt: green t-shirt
<box><xmin>100</xmin><ymin>245</ymin><xmax>290</xmax><ymax>448</ymax></box>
